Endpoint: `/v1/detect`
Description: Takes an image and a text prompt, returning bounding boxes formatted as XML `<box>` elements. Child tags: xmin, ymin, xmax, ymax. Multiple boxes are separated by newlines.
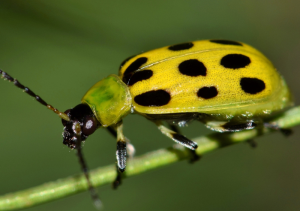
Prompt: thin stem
<box><xmin>0</xmin><ymin>106</ymin><xmax>299</xmax><ymax>210</ymax></box>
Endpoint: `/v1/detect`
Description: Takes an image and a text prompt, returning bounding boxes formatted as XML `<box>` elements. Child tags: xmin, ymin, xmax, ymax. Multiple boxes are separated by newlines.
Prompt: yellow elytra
<box><xmin>118</xmin><ymin>39</ymin><xmax>292</xmax><ymax>119</ymax></box>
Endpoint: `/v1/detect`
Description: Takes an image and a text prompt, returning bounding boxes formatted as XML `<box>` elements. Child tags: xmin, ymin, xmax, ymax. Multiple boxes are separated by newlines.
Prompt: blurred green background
<box><xmin>0</xmin><ymin>0</ymin><xmax>300</xmax><ymax>210</ymax></box>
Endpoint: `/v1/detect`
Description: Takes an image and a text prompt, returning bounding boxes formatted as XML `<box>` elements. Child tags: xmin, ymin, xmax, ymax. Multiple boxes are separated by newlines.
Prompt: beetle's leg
<box><xmin>112</xmin><ymin>163</ymin><xmax>123</xmax><ymax>189</ymax></box>
<box><xmin>116</xmin><ymin>121</ymin><xmax>127</xmax><ymax>171</ymax></box>
<box><xmin>107</xmin><ymin>126</ymin><xmax>117</xmax><ymax>137</ymax></box>
<box><xmin>168</xmin><ymin>124</ymin><xmax>181</xmax><ymax>133</ymax></box>
<box><xmin>156</xmin><ymin>121</ymin><xmax>198</xmax><ymax>150</ymax></box>
<box><xmin>264</xmin><ymin>122</ymin><xmax>293</xmax><ymax>137</ymax></box>
<box><xmin>204</xmin><ymin>120</ymin><xmax>261</xmax><ymax>148</ymax></box>
<box><xmin>107</xmin><ymin>126</ymin><xmax>135</xmax><ymax>158</ymax></box>
<box><xmin>218</xmin><ymin>122</ymin><xmax>259</xmax><ymax>148</ymax></box>
<box><xmin>107</xmin><ymin>124</ymin><xmax>135</xmax><ymax>189</ymax></box>
<box><xmin>205</xmin><ymin>121</ymin><xmax>258</xmax><ymax>132</ymax></box>
<box><xmin>168</xmin><ymin>123</ymin><xmax>200</xmax><ymax>162</ymax></box>
<box><xmin>111</xmin><ymin>121</ymin><xmax>127</xmax><ymax>189</ymax></box>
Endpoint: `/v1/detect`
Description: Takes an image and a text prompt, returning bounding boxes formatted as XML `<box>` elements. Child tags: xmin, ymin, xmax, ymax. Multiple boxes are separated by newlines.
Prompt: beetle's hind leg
<box><xmin>264</xmin><ymin>122</ymin><xmax>293</xmax><ymax>137</ymax></box>
<box><xmin>204</xmin><ymin>120</ymin><xmax>260</xmax><ymax>148</ymax></box>
<box><xmin>246</xmin><ymin>122</ymin><xmax>293</xmax><ymax>148</ymax></box>
<box><xmin>205</xmin><ymin>120</ymin><xmax>258</xmax><ymax>132</ymax></box>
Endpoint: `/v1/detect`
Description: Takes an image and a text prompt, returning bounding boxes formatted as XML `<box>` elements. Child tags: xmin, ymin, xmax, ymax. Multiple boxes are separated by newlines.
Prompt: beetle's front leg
<box><xmin>116</xmin><ymin>121</ymin><xmax>127</xmax><ymax>172</ymax></box>
<box><xmin>106</xmin><ymin>126</ymin><xmax>135</xmax><ymax>158</ymax></box>
<box><xmin>113</xmin><ymin>121</ymin><xmax>126</xmax><ymax>189</ymax></box>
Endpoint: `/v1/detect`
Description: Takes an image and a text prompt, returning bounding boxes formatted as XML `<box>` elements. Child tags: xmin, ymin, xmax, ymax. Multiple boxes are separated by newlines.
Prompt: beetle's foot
<box><xmin>112</xmin><ymin>170</ymin><xmax>122</xmax><ymax>189</ymax></box>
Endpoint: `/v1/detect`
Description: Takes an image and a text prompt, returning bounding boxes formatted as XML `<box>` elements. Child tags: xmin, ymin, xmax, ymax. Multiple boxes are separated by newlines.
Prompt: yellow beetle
<box><xmin>0</xmin><ymin>39</ymin><xmax>293</xmax><ymax>206</ymax></box>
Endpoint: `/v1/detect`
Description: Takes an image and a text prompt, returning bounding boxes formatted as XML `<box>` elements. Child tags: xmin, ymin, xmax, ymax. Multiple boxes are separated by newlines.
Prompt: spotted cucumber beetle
<box><xmin>1</xmin><ymin>39</ymin><xmax>293</xmax><ymax>207</ymax></box>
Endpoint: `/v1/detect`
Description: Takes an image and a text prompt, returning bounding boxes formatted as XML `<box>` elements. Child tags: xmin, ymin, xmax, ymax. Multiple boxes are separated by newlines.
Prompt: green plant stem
<box><xmin>0</xmin><ymin>106</ymin><xmax>300</xmax><ymax>210</ymax></box>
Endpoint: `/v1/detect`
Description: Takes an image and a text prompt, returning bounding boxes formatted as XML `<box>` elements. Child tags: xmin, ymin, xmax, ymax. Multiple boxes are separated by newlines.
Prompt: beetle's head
<box><xmin>0</xmin><ymin>69</ymin><xmax>102</xmax><ymax>205</ymax></box>
<box><xmin>61</xmin><ymin>103</ymin><xmax>100</xmax><ymax>149</ymax></box>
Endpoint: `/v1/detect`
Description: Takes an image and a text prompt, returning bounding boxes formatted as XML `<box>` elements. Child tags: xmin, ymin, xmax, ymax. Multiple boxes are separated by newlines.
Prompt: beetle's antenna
<box><xmin>0</xmin><ymin>70</ymin><xmax>70</xmax><ymax>121</ymax></box>
<box><xmin>74</xmin><ymin>122</ymin><xmax>102</xmax><ymax>209</ymax></box>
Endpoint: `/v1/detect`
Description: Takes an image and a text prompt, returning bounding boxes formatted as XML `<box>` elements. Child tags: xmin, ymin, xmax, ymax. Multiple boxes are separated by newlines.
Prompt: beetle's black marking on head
<box><xmin>221</xmin><ymin>54</ymin><xmax>251</xmax><ymax>69</ymax></box>
<box><xmin>210</xmin><ymin>40</ymin><xmax>243</xmax><ymax>46</ymax></box>
<box><xmin>134</xmin><ymin>90</ymin><xmax>171</xmax><ymax>106</ymax></box>
<box><xmin>240</xmin><ymin>77</ymin><xmax>265</xmax><ymax>94</ymax></box>
<box><xmin>197</xmin><ymin>86</ymin><xmax>218</xmax><ymax>99</ymax></box>
<box><xmin>168</xmin><ymin>42</ymin><xmax>194</xmax><ymax>51</ymax></box>
<box><xmin>119</xmin><ymin>55</ymin><xmax>136</xmax><ymax>70</ymax></box>
<box><xmin>178</xmin><ymin>59</ymin><xmax>206</xmax><ymax>76</ymax></box>
<box><xmin>128</xmin><ymin>70</ymin><xmax>153</xmax><ymax>86</ymax></box>
<box><xmin>122</xmin><ymin>57</ymin><xmax>148</xmax><ymax>84</ymax></box>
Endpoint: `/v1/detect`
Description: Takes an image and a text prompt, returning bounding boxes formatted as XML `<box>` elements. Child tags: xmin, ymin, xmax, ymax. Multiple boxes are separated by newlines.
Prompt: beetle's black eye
<box><xmin>82</xmin><ymin>116</ymin><xmax>98</xmax><ymax>136</ymax></box>
<box><xmin>61</xmin><ymin>109</ymin><xmax>71</xmax><ymax>126</ymax></box>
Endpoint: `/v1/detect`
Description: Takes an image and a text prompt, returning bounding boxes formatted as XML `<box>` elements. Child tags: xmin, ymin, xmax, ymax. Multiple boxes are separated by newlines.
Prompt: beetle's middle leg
<box><xmin>155</xmin><ymin>121</ymin><xmax>199</xmax><ymax>161</ymax></box>
<box><xmin>167</xmin><ymin>123</ymin><xmax>200</xmax><ymax>162</ymax></box>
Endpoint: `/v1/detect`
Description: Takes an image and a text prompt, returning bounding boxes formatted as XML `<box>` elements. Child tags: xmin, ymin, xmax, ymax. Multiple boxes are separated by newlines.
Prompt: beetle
<box><xmin>0</xmin><ymin>39</ymin><xmax>293</xmax><ymax>207</ymax></box>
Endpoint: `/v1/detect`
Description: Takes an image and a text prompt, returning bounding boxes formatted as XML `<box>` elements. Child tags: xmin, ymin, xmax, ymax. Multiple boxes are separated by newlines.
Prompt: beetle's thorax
<box><xmin>81</xmin><ymin>74</ymin><xmax>132</xmax><ymax>127</ymax></box>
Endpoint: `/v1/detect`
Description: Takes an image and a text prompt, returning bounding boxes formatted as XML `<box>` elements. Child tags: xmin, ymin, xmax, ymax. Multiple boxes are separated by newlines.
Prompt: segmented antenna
<box><xmin>1</xmin><ymin>69</ymin><xmax>101</xmax><ymax>207</ymax></box>
<box><xmin>0</xmin><ymin>69</ymin><xmax>70</xmax><ymax>121</ymax></box>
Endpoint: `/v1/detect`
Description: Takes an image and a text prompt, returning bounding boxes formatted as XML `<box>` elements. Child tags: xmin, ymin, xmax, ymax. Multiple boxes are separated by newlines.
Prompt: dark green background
<box><xmin>0</xmin><ymin>1</ymin><xmax>300</xmax><ymax>210</ymax></box>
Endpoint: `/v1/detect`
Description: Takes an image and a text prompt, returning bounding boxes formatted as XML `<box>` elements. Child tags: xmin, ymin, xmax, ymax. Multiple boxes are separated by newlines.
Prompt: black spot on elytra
<box><xmin>122</xmin><ymin>57</ymin><xmax>148</xmax><ymax>84</ymax></box>
<box><xmin>197</xmin><ymin>86</ymin><xmax>218</xmax><ymax>99</ymax></box>
<box><xmin>168</xmin><ymin>42</ymin><xmax>194</xmax><ymax>51</ymax></box>
<box><xmin>240</xmin><ymin>77</ymin><xmax>265</xmax><ymax>94</ymax></box>
<box><xmin>119</xmin><ymin>55</ymin><xmax>136</xmax><ymax>70</ymax></box>
<box><xmin>221</xmin><ymin>54</ymin><xmax>251</xmax><ymax>69</ymax></box>
<box><xmin>210</xmin><ymin>40</ymin><xmax>242</xmax><ymax>46</ymax></box>
<box><xmin>128</xmin><ymin>70</ymin><xmax>153</xmax><ymax>86</ymax></box>
<box><xmin>178</xmin><ymin>59</ymin><xmax>206</xmax><ymax>76</ymax></box>
<box><xmin>134</xmin><ymin>90</ymin><xmax>170</xmax><ymax>106</ymax></box>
